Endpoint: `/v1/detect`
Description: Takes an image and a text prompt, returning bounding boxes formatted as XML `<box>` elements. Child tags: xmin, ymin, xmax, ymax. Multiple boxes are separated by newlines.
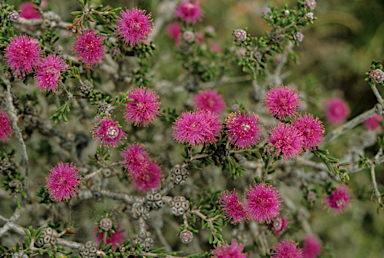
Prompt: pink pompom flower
<box><xmin>175</xmin><ymin>1</ymin><xmax>203</xmax><ymax>24</ymax></box>
<box><xmin>167</xmin><ymin>23</ymin><xmax>183</xmax><ymax>44</ymax></box>
<box><xmin>130</xmin><ymin>161</ymin><xmax>163</xmax><ymax>192</ymax></box>
<box><xmin>19</xmin><ymin>2</ymin><xmax>41</xmax><ymax>19</ymax></box>
<box><xmin>226</xmin><ymin>111</ymin><xmax>263</xmax><ymax>149</ymax></box>
<box><xmin>72</xmin><ymin>29</ymin><xmax>106</xmax><ymax>67</ymax></box>
<box><xmin>267</xmin><ymin>123</ymin><xmax>303</xmax><ymax>160</ymax></box>
<box><xmin>270</xmin><ymin>240</ymin><xmax>304</xmax><ymax>258</ymax></box>
<box><xmin>95</xmin><ymin>224</ymin><xmax>125</xmax><ymax>248</ymax></box>
<box><xmin>45</xmin><ymin>162</ymin><xmax>82</xmax><ymax>203</ymax></box>
<box><xmin>115</xmin><ymin>8</ymin><xmax>154</xmax><ymax>46</ymax></box>
<box><xmin>303</xmin><ymin>235</ymin><xmax>322</xmax><ymax>258</ymax></box>
<box><xmin>263</xmin><ymin>86</ymin><xmax>301</xmax><ymax>120</ymax></box>
<box><xmin>244</xmin><ymin>183</ymin><xmax>282</xmax><ymax>223</ymax></box>
<box><xmin>324</xmin><ymin>185</ymin><xmax>351</xmax><ymax>214</ymax></box>
<box><xmin>4</xmin><ymin>35</ymin><xmax>42</xmax><ymax>76</ymax></box>
<box><xmin>324</xmin><ymin>98</ymin><xmax>349</xmax><ymax>124</ymax></box>
<box><xmin>219</xmin><ymin>190</ymin><xmax>247</xmax><ymax>224</ymax></box>
<box><xmin>35</xmin><ymin>54</ymin><xmax>69</xmax><ymax>92</ymax></box>
<box><xmin>173</xmin><ymin>109</ymin><xmax>222</xmax><ymax>146</ymax></box>
<box><xmin>194</xmin><ymin>89</ymin><xmax>225</xmax><ymax>114</ymax></box>
<box><xmin>0</xmin><ymin>110</ymin><xmax>13</xmax><ymax>141</ymax></box>
<box><xmin>268</xmin><ymin>215</ymin><xmax>290</xmax><ymax>235</ymax></box>
<box><xmin>123</xmin><ymin>87</ymin><xmax>161</xmax><ymax>126</ymax></box>
<box><xmin>121</xmin><ymin>143</ymin><xmax>151</xmax><ymax>173</ymax></box>
<box><xmin>364</xmin><ymin>114</ymin><xmax>383</xmax><ymax>130</ymax></box>
<box><xmin>211</xmin><ymin>240</ymin><xmax>247</xmax><ymax>258</ymax></box>
<box><xmin>291</xmin><ymin>114</ymin><xmax>324</xmax><ymax>151</ymax></box>
<box><xmin>91</xmin><ymin>116</ymin><xmax>127</xmax><ymax>147</ymax></box>
<box><xmin>211</xmin><ymin>44</ymin><xmax>222</xmax><ymax>54</ymax></box>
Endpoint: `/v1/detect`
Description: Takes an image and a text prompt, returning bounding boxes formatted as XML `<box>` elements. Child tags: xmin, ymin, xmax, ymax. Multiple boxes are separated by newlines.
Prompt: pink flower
<box><xmin>226</xmin><ymin>111</ymin><xmax>263</xmax><ymax>149</ymax></box>
<box><xmin>19</xmin><ymin>2</ymin><xmax>41</xmax><ymax>19</ymax></box>
<box><xmin>167</xmin><ymin>22</ymin><xmax>183</xmax><ymax>44</ymax></box>
<box><xmin>0</xmin><ymin>110</ymin><xmax>13</xmax><ymax>141</ymax></box>
<box><xmin>267</xmin><ymin>123</ymin><xmax>303</xmax><ymax>160</ymax></box>
<box><xmin>271</xmin><ymin>240</ymin><xmax>303</xmax><ymax>258</ymax></box>
<box><xmin>123</xmin><ymin>87</ymin><xmax>161</xmax><ymax>126</ymax></box>
<box><xmin>291</xmin><ymin>114</ymin><xmax>324</xmax><ymax>151</ymax></box>
<box><xmin>4</xmin><ymin>35</ymin><xmax>42</xmax><ymax>76</ymax></box>
<box><xmin>173</xmin><ymin>109</ymin><xmax>222</xmax><ymax>146</ymax></box>
<box><xmin>34</xmin><ymin>54</ymin><xmax>69</xmax><ymax>92</ymax></box>
<box><xmin>121</xmin><ymin>143</ymin><xmax>151</xmax><ymax>173</ymax></box>
<box><xmin>324</xmin><ymin>98</ymin><xmax>349</xmax><ymax>124</ymax></box>
<box><xmin>364</xmin><ymin>114</ymin><xmax>383</xmax><ymax>130</ymax></box>
<box><xmin>195</xmin><ymin>31</ymin><xmax>205</xmax><ymax>44</ymax></box>
<box><xmin>211</xmin><ymin>44</ymin><xmax>222</xmax><ymax>54</ymax></box>
<box><xmin>72</xmin><ymin>29</ymin><xmax>106</xmax><ymax>67</ymax></box>
<box><xmin>95</xmin><ymin>224</ymin><xmax>125</xmax><ymax>248</ymax></box>
<box><xmin>175</xmin><ymin>1</ymin><xmax>203</xmax><ymax>24</ymax></box>
<box><xmin>91</xmin><ymin>116</ymin><xmax>127</xmax><ymax>147</ymax></box>
<box><xmin>303</xmin><ymin>235</ymin><xmax>322</xmax><ymax>258</ymax></box>
<box><xmin>130</xmin><ymin>161</ymin><xmax>163</xmax><ymax>192</ymax></box>
<box><xmin>263</xmin><ymin>86</ymin><xmax>301</xmax><ymax>120</ymax></box>
<box><xmin>324</xmin><ymin>185</ymin><xmax>351</xmax><ymax>214</ymax></box>
<box><xmin>244</xmin><ymin>183</ymin><xmax>282</xmax><ymax>223</ymax></box>
<box><xmin>193</xmin><ymin>89</ymin><xmax>225</xmax><ymax>114</ymax></box>
<box><xmin>268</xmin><ymin>215</ymin><xmax>290</xmax><ymax>235</ymax></box>
<box><xmin>219</xmin><ymin>190</ymin><xmax>247</xmax><ymax>224</ymax></box>
<box><xmin>115</xmin><ymin>8</ymin><xmax>154</xmax><ymax>46</ymax></box>
<box><xmin>211</xmin><ymin>240</ymin><xmax>247</xmax><ymax>258</ymax></box>
<box><xmin>46</xmin><ymin>162</ymin><xmax>82</xmax><ymax>203</ymax></box>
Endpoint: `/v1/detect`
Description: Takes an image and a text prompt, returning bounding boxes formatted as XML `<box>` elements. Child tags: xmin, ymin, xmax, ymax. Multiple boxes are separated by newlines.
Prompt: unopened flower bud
<box><xmin>261</xmin><ymin>7</ymin><xmax>271</xmax><ymax>16</ymax></box>
<box><xmin>370</xmin><ymin>69</ymin><xmax>384</xmax><ymax>84</ymax></box>
<box><xmin>305</xmin><ymin>12</ymin><xmax>314</xmax><ymax>20</ymax></box>
<box><xmin>307</xmin><ymin>191</ymin><xmax>316</xmax><ymax>202</ymax></box>
<box><xmin>99</xmin><ymin>218</ymin><xmax>113</xmax><ymax>231</ymax></box>
<box><xmin>233</xmin><ymin>29</ymin><xmax>247</xmax><ymax>43</ymax></box>
<box><xmin>107</xmin><ymin>126</ymin><xmax>119</xmax><ymax>139</ymax></box>
<box><xmin>293</xmin><ymin>32</ymin><xmax>304</xmax><ymax>42</ymax></box>
<box><xmin>8</xmin><ymin>11</ymin><xmax>19</xmax><ymax>22</ymax></box>
<box><xmin>180</xmin><ymin>229</ymin><xmax>193</xmax><ymax>244</ymax></box>
<box><xmin>304</xmin><ymin>0</ymin><xmax>316</xmax><ymax>10</ymax></box>
<box><xmin>284</xmin><ymin>10</ymin><xmax>290</xmax><ymax>17</ymax></box>
<box><xmin>183</xmin><ymin>31</ymin><xmax>195</xmax><ymax>43</ymax></box>
<box><xmin>110</xmin><ymin>47</ymin><xmax>121</xmax><ymax>57</ymax></box>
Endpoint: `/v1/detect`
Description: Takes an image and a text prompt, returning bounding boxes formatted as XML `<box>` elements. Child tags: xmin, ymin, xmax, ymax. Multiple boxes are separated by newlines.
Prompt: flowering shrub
<box><xmin>0</xmin><ymin>0</ymin><xmax>384</xmax><ymax>257</ymax></box>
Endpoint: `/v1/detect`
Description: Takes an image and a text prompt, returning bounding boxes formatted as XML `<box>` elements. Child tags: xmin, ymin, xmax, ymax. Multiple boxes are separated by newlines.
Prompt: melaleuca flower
<box><xmin>267</xmin><ymin>123</ymin><xmax>303</xmax><ymax>160</ymax></box>
<box><xmin>0</xmin><ymin>110</ymin><xmax>13</xmax><ymax>141</ymax></box>
<box><xmin>303</xmin><ymin>235</ymin><xmax>322</xmax><ymax>258</ymax></box>
<box><xmin>130</xmin><ymin>161</ymin><xmax>163</xmax><ymax>192</ymax></box>
<box><xmin>226</xmin><ymin>111</ymin><xmax>263</xmax><ymax>149</ymax></box>
<box><xmin>72</xmin><ymin>29</ymin><xmax>106</xmax><ymax>67</ymax></box>
<box><xmin>268</xmin><ymin>215</ymin><xmax>290</xmax><ymax>235</ymax></box>
<box><xmin>211</xmin><ymin>44</ymin><xmax>222</xmax><ymax>54</ymax></box>
<box><xmin>91</xmin><ymin>116</ymin><xmax>126</xmax><ymax>147</ymax></box>
<box><xmin>194</xmin><ymin>89</ymin><xmax>225</xmax><ymax>114</ymax></box>
<box><xmin>263</xmin><ymin>86</ymin><xmax>301</xmax><ymax>120</ymax></box>
<box><xmin>324</xmin><ymin>185</ymin><xmax>351</xmax><ymax>214</ymax></box>
<box><xmin>270</xmin><ymin>240</ymin><xmax>304</xmax><ymax>258</ymax></box>
<box><xmin>364</xmin><ymin>114</ymin><xmax>383</xmax><ymax>130</ymax></box>
<box><xmin>219</xmin><ymin>190</ymin><xmax>247</xmax><ymax>224</ymax></box>
<box><xmin>95</xmin><ymin>224</ymin><xmax>125</xmax><ymax>248</ymax></box>
<box><xmin>4</xmin><ymin>35</ymin><xmax>42</xmax><ymax>76</ymax></box>
<box><xmin>121</xmin><ymin>143</ymin><xmax>151</xmax><ymax>173</ymax></box>
<box><xmin>211</xmin><ymin>240</ymin><xmax>247</xmax><ymax>258</ymax></box>
<box><xmin>244</xmin><ymin>183</ymin><xmax>282</xmax><ymax>223</ymax></box>
<box><xmin>46</xmin><ymin>162</ymin><xmax>82</xmax><ymax>203</ymax></box>
<box><xmin>291</xmin><ymin>114</ymin><xmax>324</xmax><ymax>151</ymax></box>
<box><xmin>324</xmin><ymin>98</ymin><xmax>349</xmax><ymax>124</ymax></box>
<box><xmin>35</xmin><ymin>54</ymin><xmax>69</xmax><ymax>92</ymax></box>
<box><xmin>19</xmin><ymin>2</ymin><xmax>41</xmax><ymax>19</ymax></box>
<box><xmin>173</xmin><ymin>109</ymin><xmax>222</xmax><ymax>146</ymax></box>
<box><xmin>115</xmin><ymin>8</ymin><xmax>154</xmax><ymax>46</ymax></box>
<box><xmin>175</xmin><ymin>1</ymin><xmax>203</xmax><ymax>24</ymax></box>
<box><xmin>123</xmin><ymin>87</ymin><xmax>161</xmax><ymax>126</ymax></box>
<box><xmin>167</xmin><ymin>22</ymin><xmax>183</xmax><ymax>44</ymax></box>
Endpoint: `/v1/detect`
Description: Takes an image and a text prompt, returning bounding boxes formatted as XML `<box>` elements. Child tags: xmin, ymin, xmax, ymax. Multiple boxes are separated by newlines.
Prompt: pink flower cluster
<box><xmin>324</xmin><ymin>98</ymin><xmax>349</xmax><ymax>124</ymax></box>
<box><xmin>263</xmin><ymin>86</ymin><xmax>300</xmax><ymax>120</ymax></box>
<box><xmin>211</xmin><ymin>240</ymin><xmax>247</xmax><ymax>258</ymax></box>
<box><xmin>167</xmin><ymin>23</ymin><xmax>183</xmax><ymax>44</ymax></box>
<box><xmin>324</xmin><ymin>184</ymin><xmax>351</xmax><ymax>214</ymax></box>
<box><xmin>303</xmin><ymin>235</ymin><xmax>322</xmax><ymax>258</ymax></box>
<box><xmin>364</xmin><ymin>114</ymin><xmax>382</xmax><ymax>130</ymax></box>
<box><xmin>121</xmin><ymin>143</ymin><xmax>163</xmax><ymax>192</ymax></box>
<box><xmin>0</xmin><ymin>110</ymin><xmax>13</xmax><ymax>142</ymax></box>
<box><xmin>72</xmin><ymin>29</ymin><xmax>106</xmax><ymax>67</ymax></box>
<box><xmin>91</xmin><ymin>116</ymin><xmax>127</xmax><ymax>147</ymax></box>
<box><xmin>271</xmin><ymin>240</ymin><xmax>304</xmax><ymax>258</ymax></box>
<box><xmin>194</xmin><ymin>89</ymin><xmax>225</xmax><ymax>114</ymax></box>
<box><xmin>95</xmin><ymin>225</ymin><xmax>125</xmax><ymax>248</ymax></box>
<box><xmin>34</xmin><ymin>54</ymin><xmax>69</xmax><ymax>92</ymax></box>
<box><xmin>175</xmin><ymin>1</ymin><xmax>203</xmax><ymax>24</ymax></box>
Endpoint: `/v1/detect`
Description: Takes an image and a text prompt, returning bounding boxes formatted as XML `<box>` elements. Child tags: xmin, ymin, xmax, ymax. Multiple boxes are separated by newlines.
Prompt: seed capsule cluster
<box><xmin>170</xmin><ymin>196</ymin><xmax>190</xmax><ymax>216</ymax></box>
<box><xmin>0</xmin><ymin>157</ymin><xmax>16</xmax><ymax>175</ymax></box>
<box><xmin>170</xmin><ymin>165</ymin><xmax>189</xmax><ymax>185</ymax></box>
<box><xmin>79</xmin><ymin>80</ymin><xmax>94</xmax><ymax>96</ymax></box>
<box><xmin>35</xmin><ymin>227</ymin><xmax>59</xmax><ymax>247</ymax></box>
<box><xmin>133</xmin><ymin>231</ymin><xmax>153</xmax><ymax>252</ymax></box>
<box><xmin>79</xmin><ymin>241</ymin><xmax>98</xmax><ymax>258</ymax></box>
<box><xmin>145</xmin><ymin>188</ymin><xmax>163</xmax><ymax>210</ymax></box>
<box><xmin>12</xmin><ymin>251</ymin><xmax>28</xmax><ymax>258</ymax></box>
<box><xmin>132</xmin><ymin>203</ymin><xmax>151</xmax><ymax>220</ymax></box>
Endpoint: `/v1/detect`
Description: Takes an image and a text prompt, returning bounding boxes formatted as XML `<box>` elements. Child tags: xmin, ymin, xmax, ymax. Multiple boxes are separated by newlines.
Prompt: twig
<box><xmin>371</xmin><ymin>84</ymin><xmax>384</xmax><ymax>106</ymax></box>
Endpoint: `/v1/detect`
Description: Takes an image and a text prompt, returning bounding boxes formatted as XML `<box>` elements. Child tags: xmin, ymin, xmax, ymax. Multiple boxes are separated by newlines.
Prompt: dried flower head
<box><xmin>4</xmin><ymin>35</ymin><xmax>42</xmax><ymax>76</ymax></box>
<box><xmin>46</xmin><ymin>162</ymin><xmax>82</xmax><ymax>203</ymax></box>
<box><xmin>194</xmin><ymin>89</ymin><xmax>225</xmax><ymax>114</ymax></box>
<box><xmin>268</xmin><ymin>215</ymin><xmax>290</xmax><ymax>235</ymax></box>
<box><xmin>130</xmin><ymin>161</ymin><xmax>163</xmax><ymax>192</ymax></box>
<box><xmin>263</xmin><ymin>86</ymin><xmax>301</xmax><ymax>120</ymax></box>
<box><xmin>291</xmin><ymin>114</ymin><xmax>324</xmax><ymax>151</ymax></box>
<box><xmin>364</xmin><ymin>114</ymin><xmax>383</xmax><ymax>130</ymax></box>
<box><xmin>244</xmin><ymin>183</ymin><xmax>282</xmax><ymax>223</ymax></box>
<box><xmin>303</xmin><ymin>235</ymin><xmax>322</xmax><ymax>258</ymax></box>
<box><xmin>123</xmin><ymin>87</ymin><xmax>161</xmax><ymax>126</ymax></box>
<box><xmin>72</xmin><ymin>29</ymin><xmax>106</xmax><ymax>67</ymax></box>
<box><xmin>271</xmin><ymin>240</ymin><xmax>303</xmax><ymax>258</ymax></box>
<box><xmin>91</xmin><ymin>116</ymin><xmax>126</xmax><ymax>147</ymax></box>
<box><xmin>226</xmin><ymin>111</ymin><xmax>263</xmax><ymax>149</ymax></box>
<box><xmin>175</xmin><ymin>1</ymin><xmax>203</xmax><ymax>24</ymax></box>
<box><xmin>324</xmin><ymin>98</ymin><xmax>350</xmax><ymax>124</ymax></box>
<box><xmin>219</xmin><ymin>190</ymin><xmax>247</xmax><ymax>224</ymax></box>
<box><xmin>99</xmin><ymin>218</ymin><xmax>113</xmax><ymax>231</ymax></box>
<box><xmin>95</xmin><ymin>224</ymin><xmax>125</xmax><ymax>248</ymax></box>
<box><xmin>267</xmin><ymin>123</ymin><xmax>303</xmax><ymax>160</ymax></box>
<box><xmin>121</xmin><ymin>143</ymin><xmax>151</xmax><ymax>173</ymax></box>
<box><xmin>35</xmin><ymin>54</ymin><xmax>69</xmax><ymax>92</ymax></box>
<box><xmin>324</xmin><ymin>185</ymin><xmax>351</xmax><ymax>214</ymax></box>
<box><xmin>167</xmin><ymin>22</ymin><xmax>183</xmax><ymax>44</ymax></box>
<box><xmin>211</xmin><ymin>240</ymin><xmax>247</xmax><ymax>258</ymax></box>
<box><xmin>115</xmin><ymin>8</ymin><xmax>154</xmax><ymax>46</ymax></box>
<box><xmin>370</xmin><ymin>69</ymin><xmax>384</xmax><ymax>84</ymax></box>
<box><xmin>0</xmin><ymin>110</ymin><xmax>13</xmax><ymax>141</ymax></box>
<box><xmin>173</xmin><ymin>109</ymin><xmax>222</xmax><ymax>146</ymax></box>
